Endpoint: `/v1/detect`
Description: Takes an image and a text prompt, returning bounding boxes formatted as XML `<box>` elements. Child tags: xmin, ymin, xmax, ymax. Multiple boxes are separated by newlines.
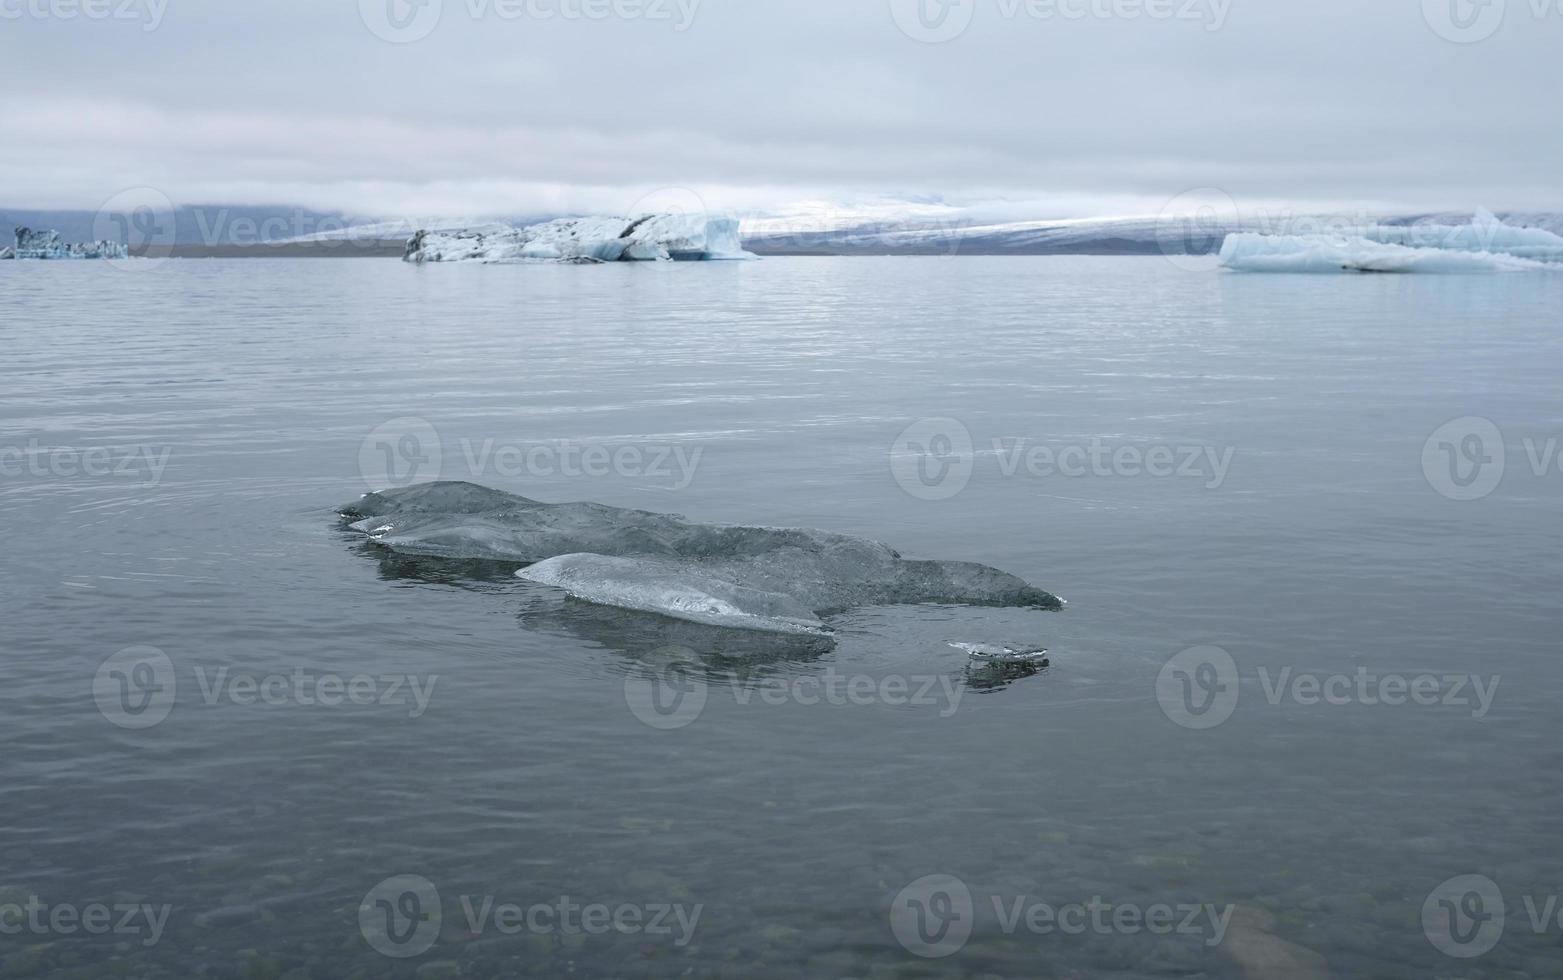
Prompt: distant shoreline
<box><xmin>745</xmin><ymin>240</ymin><xmax>1168</xmax><ymax>257</ymax></box>
<box><xmin>119</xmin><ymin>240</ymin><xmax>1172</xmax><ymax>259</ymax></box>
<box><xmin>149</xmin><ymin>241</ymin><xmax>407</xmax><ymax>258</ymax></box>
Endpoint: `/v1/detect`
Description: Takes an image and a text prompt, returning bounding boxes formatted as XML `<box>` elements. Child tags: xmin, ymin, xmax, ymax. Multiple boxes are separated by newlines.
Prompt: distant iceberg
<box><xmin>404</xmin><ymin>213</ymin><xmax>757</xmax><ymax>264</ymax></box>
<box><xmin>1219</xmin><ymin>209</ymin><xmax>1563</xmax><ymax>274</ymax></box>
<box><xmin>3</xmin><ymin>227</ymin><xmax>128</xmax><ymax>261</ymax></box>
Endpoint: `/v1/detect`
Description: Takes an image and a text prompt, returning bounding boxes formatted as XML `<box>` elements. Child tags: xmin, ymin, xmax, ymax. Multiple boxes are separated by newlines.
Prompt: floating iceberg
<box><xmin>341</xmin><ymin>482</ymin><xmax>1060</xmax><ymax>634</ymax></box>
<box><xmin>1219</xmin><ymin>209</ymin><xmax>1563</xmax><ymax>274</ymax></box>
<box><xmin>404</xmin><ymin>213</ymin><xmax>756</xmax><ymax>264</ymax></box>
<box><xmin>5</xmin><ymin>227</ymin><xmax>128</xmax><ymax>260</ymax></box>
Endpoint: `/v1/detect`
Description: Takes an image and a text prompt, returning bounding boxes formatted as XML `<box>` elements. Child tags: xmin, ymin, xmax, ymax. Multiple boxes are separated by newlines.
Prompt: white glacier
<box><xmin>1219</xmin><ymin>210</ymin><xmax>1563</xmax><ymax>274</ymax></box>
<box><xmin>404</xmin><ymin>213</ymin><xmax>756</xmax><ymax>264</ymax></box>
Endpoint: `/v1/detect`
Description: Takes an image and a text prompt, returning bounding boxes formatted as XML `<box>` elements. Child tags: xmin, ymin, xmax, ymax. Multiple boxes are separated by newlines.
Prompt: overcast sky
<box><xmin>2</xmin><ymin>0</ymin><xmax>1558</xmax><ymax>221</ymax></box>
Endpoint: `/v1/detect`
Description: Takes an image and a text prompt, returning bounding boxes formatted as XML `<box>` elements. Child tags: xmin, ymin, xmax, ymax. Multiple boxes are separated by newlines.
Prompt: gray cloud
<box><xmin>1</xmin><ymin>0</ymin><xmax>1558</xmax><ymax>218</ymax></box>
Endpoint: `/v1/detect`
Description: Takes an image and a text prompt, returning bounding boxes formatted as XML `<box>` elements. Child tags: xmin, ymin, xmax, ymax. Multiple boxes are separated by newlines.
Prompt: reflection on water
<box><xmin>963</xmin><ymin>655</ymin><xmax>1051</xmax><ymax>692</ymax></box>
<box><xmin>516</xmin><ymin>597</ymin><xmax>837</xmax><ymax>672</ymax></box>
<box><xmin>353</xmin><ymin>539</ymin><xmax>526</xmax><ymax>590</ymax></box>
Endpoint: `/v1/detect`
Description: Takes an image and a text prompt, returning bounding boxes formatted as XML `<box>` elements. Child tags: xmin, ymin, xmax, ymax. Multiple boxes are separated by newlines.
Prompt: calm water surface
<box><xmin>2</xmin><ymin>256</ymin><xmax>1561</xmax><ymax>978</ymax></box>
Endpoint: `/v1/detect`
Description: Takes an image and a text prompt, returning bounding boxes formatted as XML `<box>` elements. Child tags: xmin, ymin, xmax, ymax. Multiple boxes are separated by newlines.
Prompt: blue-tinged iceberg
<box><xmin>4</xmin><ymin>227</ymin><xmax>128</xmax><ymax>260</ymax></box>
<box><xmin>404</xmin><ymin>213</ymin><xmax>756</xmax><ymax>264</ymax></box>
<box><xmin>1219</xmin><ymin>209</ymin><xmax>1563</xmax><ymax>273</ymax></box>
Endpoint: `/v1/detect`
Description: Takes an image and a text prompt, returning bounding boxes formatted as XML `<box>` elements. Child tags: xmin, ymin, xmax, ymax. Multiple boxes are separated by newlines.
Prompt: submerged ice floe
<box><xmin>3</xmin><ymin>227</ymin><xmax>128</xmax><ymax>260</ymax></box>
<box><xmin>404</xmin><ymin>213</ymin><xmax>756</xmax><ymax>264</ymax></box>
<box><xmin>519</xmin><ymin>554</ymin><xmax>830</xmax><ymax>635</ymax></box>
<box><xmin>341</xmin><ymin>482</ymin><xmax>1060</xmax><ymax>634</ymax></box>
<box><xmin>948</xmin><ymin>641</ymin><xmax>1049</xmax><ymax>664</ymax></box>
<box><xmin>1219</xmin><ymin>209</ymin><xmax>1563</xmax><ymax>274</ymax></box>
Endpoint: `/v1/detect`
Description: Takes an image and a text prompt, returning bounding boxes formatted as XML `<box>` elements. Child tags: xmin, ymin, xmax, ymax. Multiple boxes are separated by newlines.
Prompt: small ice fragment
<box><xmin>949</xmin><ymin>642</ymin><xmax>1050</xmax><ymax>663</ymax></box>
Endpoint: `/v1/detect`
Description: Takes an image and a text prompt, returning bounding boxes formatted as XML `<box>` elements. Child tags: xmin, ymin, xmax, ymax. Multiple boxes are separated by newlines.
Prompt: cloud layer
<box><xmin>3</xmin><ymin>0</ymin><xmax>1558</xmax><ymax>218</ymax></box>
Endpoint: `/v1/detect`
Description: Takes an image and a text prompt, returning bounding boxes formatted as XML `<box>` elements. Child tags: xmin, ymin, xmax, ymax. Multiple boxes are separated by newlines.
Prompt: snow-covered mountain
<box><xmin>285</xmin><ymin>217</ymin><xmax>522</xmax><ymax>244</ymax></box>
<box><xmin>742</xmin><ymin>210</ymin><xmax>1563</xmax><ymax>256</ymax></box>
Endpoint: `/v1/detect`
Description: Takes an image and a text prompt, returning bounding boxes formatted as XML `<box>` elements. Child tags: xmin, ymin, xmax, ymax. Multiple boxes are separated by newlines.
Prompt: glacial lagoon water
<box><xmin>2</xmin><ymin>256</ymin><xmax>1562</xmax><ymax>978</ymax></box>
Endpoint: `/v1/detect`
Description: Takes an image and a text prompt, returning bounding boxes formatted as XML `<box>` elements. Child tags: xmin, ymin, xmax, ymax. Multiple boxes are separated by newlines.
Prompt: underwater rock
<box><xmin>1220</xmin><ymin>906</ymin><xmax>1330</xmax><ymax>980</ymax></box>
